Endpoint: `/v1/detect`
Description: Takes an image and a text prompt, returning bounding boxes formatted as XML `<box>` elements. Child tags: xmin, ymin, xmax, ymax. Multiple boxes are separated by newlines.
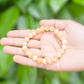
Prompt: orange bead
<box><xmin>32</xmin><ymin>31</ymin><xmax>36</xmax><ymax>36</ymax></box>
<box><xmin>28</xmin><ymin>53</ymin><xmax>34</xmax><ymax>59</ymax></box>
<box><xmin>60</xmin><ymin>49</ymin><xmax>65</xmax><ymax>54</ymax></box>
<box><xmin>33</xmin><ymin>55</ymin><xmax>38</xmax><ymax>61</ymax></box>
<box><xmin>57</xmin><ymin>31</ymin><xmax>62</xmax><ymax>37</ymax></box>
<box><xmin>28</xmin><ymin>33</ymin><xmax>33</xmax><ymax>38</ymax></box>
<box><xmin>42</xmin><ymin>58</ymin><xmax>48</xmax><ymax>64</ymax></box>
<box><xmin>22</xmin><ymin>41</ymin><xmax>27</xmax><ymax>46</ymax></box>
<box><xmin>37</xmin><ymin>57</ymin><xmax>42</xmax><ymax>63</ymax></box>
<box><xmin>56</xmin><ymin>52</ymin><xmax>61</xmax><ymax>58</ymax></box>
<box><xmin>40</xmin><ymin>26</ymin><xmax>45</xmax><ymax>31</ymax></box>
<box><xmin>54</xmin><ymin>29</ymin><xmax>59</xmax><ymax>34</ymax></box>
<box><xmin>45</xmin><ymin>26</ymin><xmax>50</xmax><ymax>31</ymax></box>
<box><xmin>53</xmin><ymin>56</ymin><xmax>58</xmax><ymax>62</ymax></box>
<box><xmin>24</xmin><ymin>37</ymin><xmax>29</xmax><ymax>42</ymax></box>
<box><xmin>50</xmin><ymin>26</ymin><xmax>55</xmax><ymax>31</ymax></box>
<box><xmin>48</xmin><ymin>58</ymin><xmax>53</xmax><ymax>64</ymax></box>
<box><xmin>60</xmin><ymin>35</ymin><xmax>65</xmax><ymax>41</ymax></box>
<box><xmin>22</xmin><ymin>46</ymin><xmax>27</xmax><ymax>52</ymax></box>
<box><xmin>62</xmin><ymin>45</ymin><xmax>66</xmax><ymax>49</ymax></box>
<box><xmin>36</xmin><ymin>28</ymin><xmax>41</xmax><ymax>33</ymax></box>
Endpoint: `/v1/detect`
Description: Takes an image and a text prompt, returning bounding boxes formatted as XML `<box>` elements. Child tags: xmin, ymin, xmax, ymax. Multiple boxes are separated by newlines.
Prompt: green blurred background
<box><xmin>0</xmin><ymin>0</ymin><xmax>84</xmax><ymax>84</ymax></box>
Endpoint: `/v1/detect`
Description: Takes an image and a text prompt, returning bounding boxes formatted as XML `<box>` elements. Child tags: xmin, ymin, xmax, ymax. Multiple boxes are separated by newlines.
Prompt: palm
<box><xmin>1</xmin><ymin>20</ymin><xmax>84</xmax><ymax>71</ymax></box>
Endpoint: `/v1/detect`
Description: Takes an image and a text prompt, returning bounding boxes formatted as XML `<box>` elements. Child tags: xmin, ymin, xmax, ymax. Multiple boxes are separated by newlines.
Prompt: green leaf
<box><xmin>72</xmin><ymin>0</ymin><xmax>84</xmax><ymax>6</ymax></box>
<box><xmin>0</xmin><ymin>45</ymin><xmax>14</xmax><ymax>77</ymax></box>
<box><xmin>17</xmin><ymin>65</ymin><xmax>37</xmax><ymax>84</ymax></box>
<box><xmin>27</xmin><ymin>3</ymin><xmax>41</xmax><ymax>19</ymax></box>
<box><xmin>69</xmin><ymin>2</ymin><xmax>84</xmax><ymax>25</ymax></box>
<box><xmin>56</xmin><ymin>6</ymin><xmax>73</xmax><ymax>19</ymax></box>
<box><xmin>17</xmin><ymin>15</ymin><xmax>28</xmax><ymax>30</ymax></box>
<box><xmin>49</xmin><ymin>0</ymin><xmax>68</xmax><ymax>14</ymax></box>
<box><xmin>0</xmin><ymin>80</ymin><xmax>16</xmax><ymax>84</ymax></box>
<box><xmin>0</xmin><ymin>6</ymin><xmax>20</xmax><ymax>38</ymax></box>
<box><xmin>14</xmin><ymin>0</ymin><xmax>31</xmax><ymax>13</ymax></box>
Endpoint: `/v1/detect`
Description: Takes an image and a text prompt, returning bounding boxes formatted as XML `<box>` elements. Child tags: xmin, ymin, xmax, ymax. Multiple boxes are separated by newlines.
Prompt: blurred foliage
<box><xmin>0</xmin><ymin>0</ymin><xmax>84</xmax><ymax>84</ymax></box>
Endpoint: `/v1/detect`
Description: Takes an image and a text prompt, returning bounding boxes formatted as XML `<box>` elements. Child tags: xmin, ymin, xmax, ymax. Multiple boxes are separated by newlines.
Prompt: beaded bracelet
<box><xmin>22</xmin><ymin>26</ymin><xmax>67</xmax><ymax>64</ymax></box>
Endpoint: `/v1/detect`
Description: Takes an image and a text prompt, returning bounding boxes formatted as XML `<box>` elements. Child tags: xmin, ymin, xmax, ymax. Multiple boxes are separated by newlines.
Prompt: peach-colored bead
<box><xmin>56</xmin><ymin>52</ymin><xmax>61</xmax><ymax>58</ymax></box>
<box><xmin>25</xmin><ymin>50</ymin><xmax>30</xmax><ymax>55</ymax></box>
<box><xmin>54</xmin><ymin>29</ymin><xmax>59</xmax><ymax>34</ymax></box>
<box><xmin>50</xmin><ymin>26</ymin><xmax>55</xmax><ymax>31</ymax></box>
<box><xmin>48</xmin><ymin>58</ymin><xmax>53</xmax><ymax>64</ymax></box>
<box><xmin>32</xmin><ymin>31</ymin><xmax>36</xmax><ymax>36</ymax></box>
<box><xmin>57</xmin><ymin>31</ymin><xmax>62</xmax><ymax>37</ymax></box>
<box><xmin>24</xmin><ymin>37</ymin><xmax>29</xmax><ymax>42</ymax></box>
<box><xmin>62</xmin><ymin>40</ymin><xmax>67</xmax><ymax>45</ymax></box>
<box><xmin>53</xmin><ymin>56</ymin><xmax>58</xmax><ymax>62</ymax></box>
<box><xmin>37</xmin><ymin>57</ymin><xmax>42</xmax><ymax>63</ymax></box>
<box><xmin>60</xmin><ymin>35</ymin><xmax>65</xmax><ymax>41</ymax></box>
<box><xmin>22</xmin><ymin>41</ymin><xmax>27</xmax><ymax>46</ymax></box>
<box><xmin>62</xmin><ymin>45</ymin><xmax>66</xmax><ymax>49</ymax></box>
<box><xmin>45</xmin><ymin>26</ymin><xmax>50</xmax><ymax>31</ymax></box>
<box><xmin>60</xmin><ymin>49</ymin><xmax>65</xmax><ymax>54</ymax></box>
<box><xmin>28</xmin><ymin>33</ymin><xmax>33</xmax><ymax>38</ymax></box>
<box><xmin>22</xmin><ymin>46</ymin><xmax>27</xmax><ymax>51</ymax></box>
<box><xmin>28</xmin><ymin>53</ymin><xmax>34</xmax><ymax>59</ymax></box>
<box><xmin>43</xmin><ymin>58</ymin><xmax>48</xmax><ymax>64</ymax></box>
<box><xmin>40</xmin><ymin>26</ymin><xmax>45</xmax><ymax>31</ymax></box>
<box><xmin>36</xmin><ymin>28</ymin><xmax>41</xmax><ymax>33</ymax></box>
<box><xmin>33</xmin><ymin>55</ymin><xmax>37</xmax><ymax>61</ymax></box>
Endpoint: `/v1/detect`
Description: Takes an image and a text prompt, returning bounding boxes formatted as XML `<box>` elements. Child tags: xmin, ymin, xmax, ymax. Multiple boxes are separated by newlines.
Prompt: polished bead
<box><xmin>33</xmin><ymin>55</ymin><xmax>37</xmax><ymax>61</ymax></box>
<box><xmin>56</xmin><ymin>52</ymin><xmax>61</xmax><ymax>58</ymax></box>
<box><xmin>37</xmin><ymin>57</ymin><xmax>42</xmax><ymax>63</ymax></box>
<box><xmin>62</xmin><ymin>40</ymin><xmax>67</xmax><ymax>44</ymax></box>
<box><xmin>60</xmin><ymin>49</ymin><xmax>65</xmax><ymax>54</ymax></box>
<box><xmin>36</xmin><ymin>28</ymin><xmax>41</xmax><ymax>33</ymax></box>
<box><xmin>24</xmin><ymin>37</ymin><xmax>29</xmax><ymax>42</ymax></box>
<box><xmin>25</xmin><ymin>50</ymin><xmax>30</xmax><ymax>55</ymax></box>
<box><xmin>60</xmin><ymin>35</ymin><xmax>65</xmax><ymax>41</ymax></box>
<box><xmin>22</xmin><ymin>46</ymin><xmax>28</xmax><ymax>51</ymax></box>
<box><xmin>22</xmin><ymin>41</ymin><xmax>27</xmax><ymax>46</ymax></box>
<box><xmin>48</xmin><ymin>58</ymin><xmax>53</xmax><ymax>64</ymax></box>
<box><xmin>43</xmin><ymin>58</ymin><xmax>48</xmax><ymax>64</ymax></box>
<box><xmin>57</xmin><ymin>31</ymin><xmax>62</xmax><ymax>37</ymax></box>
<box><xmin>45</xmin><ymin>26</ymin><xmax>50</xmax><ymax>31</ymax></box>
<box><xmin>32</xmin><ymin>31</ymin><xmax>36</xmax><ymax>36</ymax></box>
<box><xmin>28</xmin><ymin>53</ymin><xmax>34</xmax><ymax>59</ymax></box>
<box><xmin>50</xmin><ymin>26</ymin><xmax>55</xmax><ymax>31</ymax></box>
<box><xmin>62</xmin><ymin>45</ymin><xmax>66</xmax><ymax>49</ymax></box>
<box><xmin>53</xmin><ymin>56</ymin><xmax>58</xmax><ymax>62</ymax></box>
<box><xmin>40</xmin><ymin>26</ymin><xmax>45</xmax><ymax>31</ymax></box>
<box><xmin>28</xmin><ymin>33</ymin><xmax>33</xmax><ymax>38</ymax></box>
<box><xmin>54</xmin><ymin>29</ymin><xmax>59</xmax><ymax>34</ymax></box>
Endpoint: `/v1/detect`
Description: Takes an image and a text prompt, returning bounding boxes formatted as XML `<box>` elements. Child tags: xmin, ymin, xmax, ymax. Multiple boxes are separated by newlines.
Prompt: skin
<box><xmin>0</xmin><ymin>20</ymin><xmax>84</xmax><ymax>72</ymax></box>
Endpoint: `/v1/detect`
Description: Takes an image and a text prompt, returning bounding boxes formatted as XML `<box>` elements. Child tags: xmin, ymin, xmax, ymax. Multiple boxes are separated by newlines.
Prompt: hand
<box><xmin>1</xmin><ymin>20</ymin><xmax>84</xmax><ymax>72</ymax></box>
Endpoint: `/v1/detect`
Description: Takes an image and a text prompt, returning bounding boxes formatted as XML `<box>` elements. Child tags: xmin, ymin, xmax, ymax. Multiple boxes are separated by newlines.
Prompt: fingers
<box><xmin>40</xmin><ymin>19</ymin><xmax>71</xmax><ymax>30</ymax></box>
<box><xmin>7</xmin><ymin>30</ymin><xmax>42</xmax><ymax>40</ymax></box>
<box><xmin>3</xmin><ymin>46</ymin><xmax>42</xmax><ymax>57</ymax></box>
<box><xmin>13</xmin><ymin>55</ymin><xmax>60</xmax><ymax>71</ymax></box>
<box><xmin>1</xmin><ymin>38</ymin><xmax>41</xmax><ymax>49</ymax></box>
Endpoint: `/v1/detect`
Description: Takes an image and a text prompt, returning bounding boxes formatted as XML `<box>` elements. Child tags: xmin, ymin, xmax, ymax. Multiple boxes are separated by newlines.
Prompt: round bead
<box><xmin>37</xmin><ymin>57</ymin><xmax>42</xmax><ymax>63</ymax></box>
<box><xmin>28</xmin><ymin>33</ymin><xmax>33</xmax><ymax>38</ymax></box>
<box><xmin>40</xmin><ymin>26</ymin><xmax>45</xmax><ymax>31</ymax></box>
<box><xmin>62</xmin><ymin>40</ymin><xmax>67</xmax><ymax>45</ymax></box>
<box><xmin>45</xmin><ymin>26</ymin><xmax>50</xmax><ymax>31</ymax></box>
<box><xmin>60</xmin><ymin>49</ymin><xmax>65</xmax><ymax>54</ymax></box>
<box><xmin>50</xmin><ymin>26</ymin><xmax>55</xmax><ymax>31</ymax></box>
<box><xmin>57</xmin><ymin>31</ymin><xmax>62</xmax><ymax>37</ymax></box>
<box><xmin>36</xmin><ymin>28</ymin><xmax>41</xmax><ymax>33</ymax></box>
<box><xmin>53</xmin><ymin>56</ymin><xmax>58</xmax><ymax>62</ymax></box>
<box><xmin>25</xmin><ymin>50</ymin><xmax>30</xmax><ymax>55</ymax></box>
<box><xmin>60</xmin><ymin>35</ymin><xmax>65</xmax><ymax>41</ymax></box>
<box><xmin>62</xmin><ymin>45</ymin><xmax>66</xmax><ymax>49</ymax></box>
<box><xmin>54</xmin><ymin>29</ymin><xmax>59</xmax><ymax>34</ymax></box>
<box><xmin>56</xmin><ymin>52</ymin><xmax>61</xmax><ymax>58</ymax></box>
<box><xmin>32</xmin><ymin>31</ymin><xmax>36</xmax><ymax>36</ymax></box>
<box><xmin>22</xmin><ymin>41</ymin><xmax>27</xmax><ymax>46</ymax></box>
<box><xmin>22</xmin><ymin>46</ymin><xmax>27</xmax><ymax>51</ymax></box>
<box><xmin>28</xmin><ymin>53</ymin><xmax>34</xmax><ymax>59</ymax></box>
<box><xmin>48</xmin><ymin>58</ymin><xmax>53</xmax><ymax>64</ymax></box>
<box><xmin>24</xmin><ymin>37</ymin><xmax>29</xmax><ymax>42</ymax></box>
<box><xmin>42</xmin><ymin>58</ymin><xmax>48</xmax><ymax>64</ymax></box>
<box><xmin>33</xmin><ymin>55</ymin><xmax>38</xmax><ymax>61</ymax></box>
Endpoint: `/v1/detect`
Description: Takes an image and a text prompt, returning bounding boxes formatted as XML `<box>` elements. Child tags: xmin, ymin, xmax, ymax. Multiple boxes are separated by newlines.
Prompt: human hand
<box><xmin>1</xmin><ymin>20</ymin><xmax>84</xmax><ymax>72</ymax></box>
